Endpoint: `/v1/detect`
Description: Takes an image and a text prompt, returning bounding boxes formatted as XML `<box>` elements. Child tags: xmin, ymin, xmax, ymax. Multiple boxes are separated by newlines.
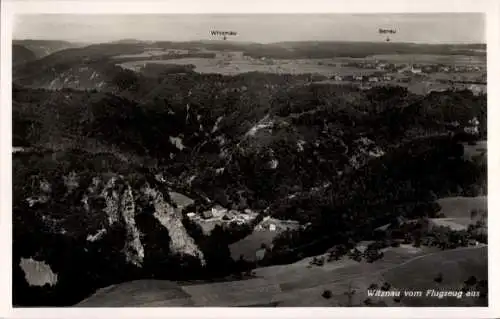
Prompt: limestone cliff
<box><xmin>13</xmin><ymin>153</ymin><xmax>206</xmax><ymax>306</ymax></box>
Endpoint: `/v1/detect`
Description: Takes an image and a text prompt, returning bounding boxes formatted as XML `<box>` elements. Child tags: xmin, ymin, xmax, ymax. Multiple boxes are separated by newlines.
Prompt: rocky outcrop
<box><xmin>121</xmin><ymin>184</ymin><xmax>145</xmax><ymax>267</ymax></box>
<box><xmin>19</xmin><ymin>258</ymin><xmax>58</xmax><ymax>287</ymax></box>
<box><xmin>12</xmin><ymin>159</ymin><xmax>206</xmax><ymax>306</ymax></box>
<box><xmin>142</xmin><ymin>184</ymin><xmax>204</xmax><ymax>263</ymax></box>
<box><xmin>101</xmin><ymin>177</ymin><xmax>120</xmax><ymax>225</ymax></box>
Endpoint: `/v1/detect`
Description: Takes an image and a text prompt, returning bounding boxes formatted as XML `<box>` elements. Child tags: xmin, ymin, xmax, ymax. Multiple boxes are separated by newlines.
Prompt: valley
<box><xmin>11</xmin><ymin>38</ymin><xmax>487</xmax><ymax>307</ymax></box>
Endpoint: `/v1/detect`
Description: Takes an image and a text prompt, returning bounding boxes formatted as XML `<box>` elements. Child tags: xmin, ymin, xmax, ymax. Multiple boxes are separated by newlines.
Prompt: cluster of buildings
<box><xmin>329</xmin><ymin>64</ymin><xmax>428</xmax><ymax>83</ymax></box>
<box><xmin>332</xmin><ymin>61</ymin><xmax>485</xmax><ymax>92</ymax></box>
<box><xmin>341</xmin><ymin>62</ymin><xmax>389</xmax><ymax>70</ymax></box>
<box><xmin>186</xmin><ymin>205</ymin><xmax>260</xmax><ymax>226</ymax></box>
<box><xmin>439</xmin><ymin>65</ymin><xmax>483</xmax><ymax>73</ymax></box>
<box><xmin>330</xmin><ymin>74</ymin><xmax>395</xmax><ymax>83</ymax></box>
<box><xmin>397</xmin><ymin>64</ymin><xmax>482</xmax><ymax>74</ymax></box>
<box><xmin>341</xmin><ymin>61</ymin><xmax>483</xmax><ymax>74</ymax></box>
<box><xmin>328</xmin><ymin>63</ymin><xmax>486</xmax><ymax>95</ymax></box>
<box><xmin>184</xmin><ymin>202</ymin><xmax>301</xmax><ymax>233</ymax></box>
<box><xmin>254</xmin><ymin>216</ymin><xmax>300</xmax><ymax>232</ymax></box>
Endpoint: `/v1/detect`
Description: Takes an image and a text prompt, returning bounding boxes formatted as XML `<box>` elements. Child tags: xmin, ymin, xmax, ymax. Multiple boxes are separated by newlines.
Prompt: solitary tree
<box><xmin>434</xmin><ymin>272</ymin><xmax>443</xmax><ymax>283</ymax></box>
<box><xmin>364</xmin><ymin>247</ymin><xmax>384</xmax><ymax>263</ymax></box>
<box><xmin>381</xmin><ymin>282</ymin><xmax>391</xmax><ymax>291</ymax></box>
<box><xmin>464</xmin><ymin>275</ymin><xmax>477</xmax><ymax>287</ymax></box>
<box><xmin>349</xmin><ymin>248</ymin><xmax>363</xmax><ymax>262</ymax></box>
<box><xmin>368</xmin><ymin>283</ymin><xmax>378</xmax><ymax>290</ymax></box>
<box><xmin>322</xmin><ymin>289</ymin><xmax>332</xmax><ymax>299</ymax></box>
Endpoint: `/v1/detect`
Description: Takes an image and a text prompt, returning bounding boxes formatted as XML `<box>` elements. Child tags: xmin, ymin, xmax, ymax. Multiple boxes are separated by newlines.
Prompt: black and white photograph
<box><xmin>2</xmin><ymin>0</ymin><xmax>496</xmax><ymax>313</ymax></box>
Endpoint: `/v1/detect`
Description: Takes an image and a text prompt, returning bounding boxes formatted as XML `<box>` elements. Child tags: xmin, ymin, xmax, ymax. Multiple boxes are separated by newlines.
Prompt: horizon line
<box><xmin>12</xmin><ymin>38</ymin><xmax>487</xmax><ymax>46</ymax></box>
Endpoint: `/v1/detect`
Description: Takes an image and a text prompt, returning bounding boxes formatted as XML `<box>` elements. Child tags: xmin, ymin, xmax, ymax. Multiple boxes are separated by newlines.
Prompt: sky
<box><xmin>13</xmin><ymin>13</ymin><xmax>485</xmax><ymax>44</ymax></box>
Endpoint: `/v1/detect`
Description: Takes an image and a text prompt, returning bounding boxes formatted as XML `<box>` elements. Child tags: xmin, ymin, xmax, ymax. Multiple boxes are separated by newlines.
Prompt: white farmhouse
<box><xmin>411</xmin><ymin>66</ymin><xmax>422</xmax><ymax>74</ymax></box>
<box><xmin>211</xmin><ymin>205</ymin><xmax>228</xmax><ymax>218</ymax></box>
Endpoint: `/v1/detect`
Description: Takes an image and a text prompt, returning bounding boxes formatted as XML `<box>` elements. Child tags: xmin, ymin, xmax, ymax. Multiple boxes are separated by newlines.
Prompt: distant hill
<box><xmin>12</xmin><ymin>40</ymin><xmax>486</xmax><ymax>90</ymax></box>
<box><xmin>152</xmin><ymin>41</ymin><xmax>486</xmax><ymax>59</ymax></box>
<box><xmin>13</xmin><ymin>39</ymin><xmax>85</xmax><ymax>59</ymax></box>
<box><xmin>110</xmin><ymin>39</ymin><xmax>154</xmax><ymax>45</ymax></box>
<box><xmin>12</xmin><ymin>44</ymin><xmax>36</xmax><ymax>66</ymax></box>
<box><xmin>12</xmin><ymin>42</ymin><xmax>152</xmax><ymax>90</ymax></box>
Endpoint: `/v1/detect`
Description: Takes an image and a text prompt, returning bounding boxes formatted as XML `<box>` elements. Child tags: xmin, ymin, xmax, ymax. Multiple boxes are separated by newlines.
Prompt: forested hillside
<box><xmin>12</xmin><ymin>41</ymin><xmax>487</xmax><ymax>306</ymax></box>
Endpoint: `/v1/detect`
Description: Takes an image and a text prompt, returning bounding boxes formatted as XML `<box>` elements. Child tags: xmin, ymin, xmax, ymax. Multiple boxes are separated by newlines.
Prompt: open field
<box><xmin>181</xmin><ymin>278</ymin><xmax>283</xmax><ymax>306</ymax></box>
<box><xmin>429</xmin><ymin>218</ymin><xmax>471</xmax><ymax>231</ymax></box>
<box><xmin>76</xmin><ymin>244</ymin><xmax>485</xmax><ymax>307</ymax></box>
<box><xmin>393</xmin><ymin>81</ymin><xmax>485</xmax><ymax>95</ymax></box>
<box><xmin>437</xmin><ymin>196</ymin><xmax>487</xmax><ymax>219</ymax></box>
<box><xmin>367</xmin><ymin>54</ymin><xmax>486</xmax><ymax>65</ymax></box>
<box><xmin>379</xmin><ymin>246</ymin><xmax>487</xmax><ymax>306</ymax></box>
<box><xmin>464</xmin><ymin>140</ymin><xmax>487</xmax><ymax>160</ymax></box>
<box><xmin>405</xmin><ymin>81</ymin><xmax>454</xmax><ymax>95</ymax></box>
<box><xmin>117</xmin><ymin>52</ymin><xmax>486</xmax><ymax>96</ymax></box>
<box><xmin>120</xmin><ymin>57</ymin><xmax>381</xmax><ymax>76</ymax></box>
<box><xmin>168</xmin><ymin>192</ymin><xmax>194</xmax><ymax>209</ymax></box>
<box><xmin>263</xmin><ymin>246</ymin><xmax>486</xmax><ymax>307</ymax></box>
<box><xmin>77</xmin><ymin>280</ymin><xmax>194</xmax><ymax>307</ymax></box>
<box><xmin>427</xmin><ymin>71</ymin><xmax>485</xmax><ymax>82</ymax></box>
<box><xmin>112</xmin><ymin>49</ymin><xmax>190</xmax><ymax>59</ymax></box>
<box><xmin>229</xmin><ymin>230</ymin><xmax>277</xmax><ymax>261</ymax></box>
<box><xmin>194</xmin><ymin>219</ymin><xmax>221</xmax><ymax>235</ymax></box>
<box><xmin>117</xmin><ymin>50</ymin><xmax>486</xmax><ymax>77</ymax></box>
<box><xmin>432</xmin><ymin>195</ymin><xmax>487</xmax><ymax>232</ymax></box>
